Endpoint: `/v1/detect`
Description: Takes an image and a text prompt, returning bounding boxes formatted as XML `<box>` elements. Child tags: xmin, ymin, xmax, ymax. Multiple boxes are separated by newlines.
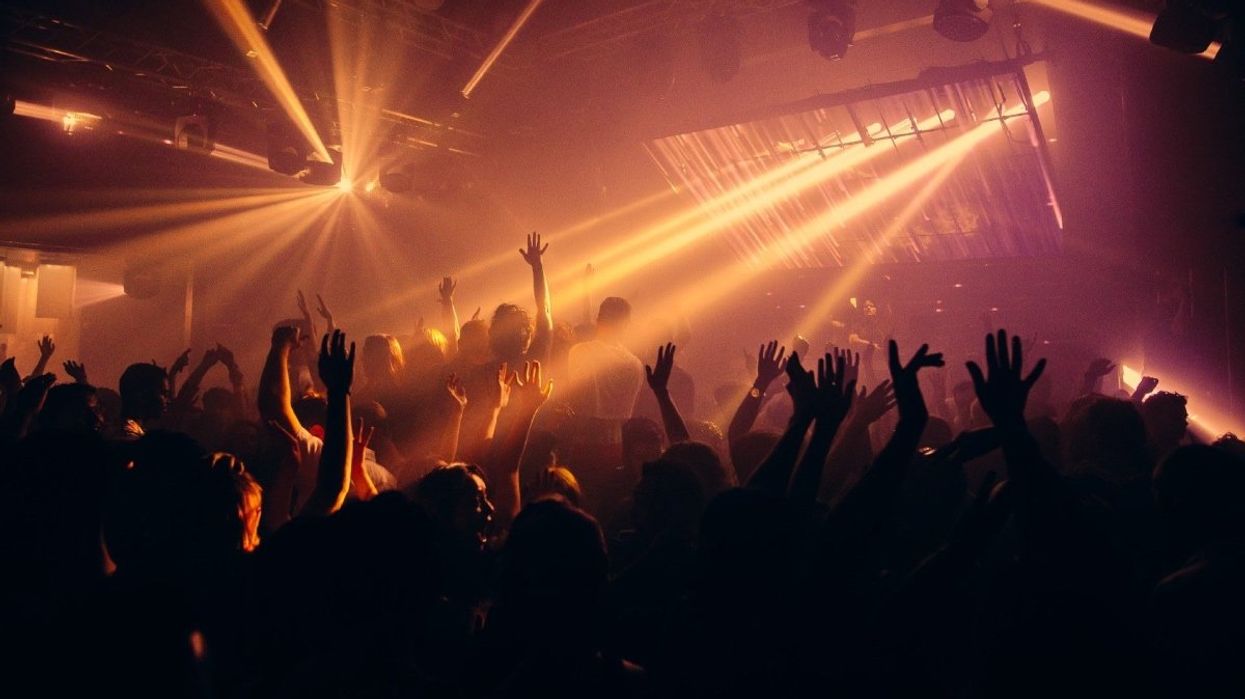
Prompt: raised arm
<box><xmin>258</xmin><ymin>326</ymin><xmax>305</xmax><ymax>436</ymax></box>
<box><xmin>1078</xmin><ymin>357</ymin><xmax>1116</xmax><ymax>396</ymax></box>
<box><xmin>440</xmin><ymin>374</ymin><xmax>468</xmax><ymax>462</ymax></box>
<box><xmin>166</xmin><ymin>348</ymin><xmax>190</xmax><ymax>397</ymax></box>
<box><xmin>827</xmin><ymin>341</ymin><xmax>943</xmax><ymax>539</ymax></box>
<box><xmin>215</xmin><ymin>344</ymin><xmax>253</xmax><ymax>421</ymax></box>
<box><xmin>63</xmin><ymin>360</ymin><xmax>89</xmax><ymax>385</ymax></box>
<box><xmin>487</xmin><ymin>361</ymin><xmax>552</xmax><ymax>529</ymax></box>
<box><xmin>645</xmin><ymin>342</ymin><xmax>691</xmax><ymax>444</ymax></box>
<box><xmin>300</xmin><ymin>330</ymin><xmax>354</xmax><ymax>517</ymax></box>
<box><xmin>817</xmin><ymin>379</ymin><xmax>894</xmax><ymax>506</ymax></box>
<box><xmin>788</xmin><ymin>350</ymin><xmax>856</xmax><ymax>508</ymax></box>
<box><xmin>26</xmin><ymin>335</ymin><xmax>55</xmax><ymax>382</ymax></box>
<box><xmin>315</xmin><ymin>293</ymin><xmax>335</xmax><ymax>335</ymax></box>
<box><xmin>437</xmin><ymin>277</ymin><xmax>461</xmax><ymax>357</ymax></box>
<box><xmin>747</xmin><ymin>352</ymin><xmax>817</xmax><ymax>496</ymax></box>
<box><xmin>170</xmin><ymin>348</ymin><xmax>221</xmax><ymax>417</ymax></box>
<box><xmin>520</xmin><ymin>232</ymin><xmax>553</xmax><ymax>364</ymax></box>
<box><xmin>728</xmin><ymin>340</ymin><xmax>787</xmax><ymax>445</ymax></box>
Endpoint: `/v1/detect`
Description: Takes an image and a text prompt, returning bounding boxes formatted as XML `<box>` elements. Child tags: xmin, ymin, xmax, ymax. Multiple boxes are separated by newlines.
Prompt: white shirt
<box><xmin>568</xmin><ymin>339</ymin><xmax>645</xmax><ymax>422</ymax></box>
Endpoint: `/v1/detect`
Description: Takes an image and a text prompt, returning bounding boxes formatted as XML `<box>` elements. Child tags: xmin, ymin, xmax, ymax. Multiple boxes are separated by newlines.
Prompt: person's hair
<box><xmin>663</xmin><ymin>440</ymin><xmax>735</xmax><ymax>497</ymax></box>
<box><xmin>633</xmin><ymin>458</ymin><xmax>705</xmax><ymax>539</ymax></box>
<box><xmin>496</xmin><ymin>498</ymin><xmax>607</xmax><ymax>619</ymax></box>
<box><xmin>1062</xmin><ymin>396</ymin><xmax>1150</xmax><ymax>480</ymax></box>
<box><xmin>118</xmin><ymin>362</ymin><xmax>167</xmax><ymax>419</ymax></box>
<box><xmin>37</xmin><ymin>383</ymin><xmax>99</xmax><ymax>434</ymax></box>
<box><xmin>204</xmin><ymin>452</ymin><xmax>263</xmax><ymax>552</ymax></box>
<box><xmin>361</xmin><ymin>334</ymin><xmax>405</xmax><ymax>386</ymax></box>
<box><xmin>405</xmin><ymin>327</ymin><xmax>449</xmax><ymax>372</ymax></box>
<box><xmin>729</xmin><ymin>430</ymin><xmax>781</xmax><ymax>483</ymax></box>
<box><xmin>597</xmin><ymin>296</ymin><xmax>631</xmax><ymax>327</ymax></box>
<box><xmin>458</xmin><ymin>318</ymin><xmax>490</xmax><ymax>359</ymax></box>
<box><xmin>526</xmin><ymin>466</ymin><xmax>583</xmax><ymax>508</ymax></box>
<box><xmin>622</xmin><ymin>417</ymin><xmax>664</xmax><ymax>460</ymax></box>
<box><xmin>292</xmin><ymin>394</ymin><xmax>328</xmax><ymax>431</ymax></box>
<box><xmin>411</xmin><ymin>463</ymin><xmax>487</xmax><ymax>527</ymax></box>
<box><xmin>490</xmin><ymin>303</ymin><xmax>532</xmax><ymax>359</ymax></box>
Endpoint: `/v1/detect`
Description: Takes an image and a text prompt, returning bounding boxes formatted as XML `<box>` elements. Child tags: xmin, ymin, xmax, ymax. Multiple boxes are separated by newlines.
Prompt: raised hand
<box><xmin>853</xmin><ymin>380</ymin><xmax>896</xmax><ymax>425</ymax></box>
<box><xmin>966</xmin><ymin>329</ymin><xmax>1046</xmax><ymax>430</ymax></box>
<box><xmin>1085</xmin><ymin>357</ymin><xmax>1116</xmax><ymax>379</ymax></box>
<box><xmin>512</xmin><ymin>360</ymin><xmax>553</xmax><ymax>411</ymax></box>
<box><xmin>446</xmin><ymin>373</ymin><xmax>468</xmax><ymax>408</ymax></box>
<box><xmin>272</xmin><ymin>325</ymin><xmax>301</xmax><ymax>350</ymax></box>
<box><xmin>645</xmin><ymin>343</ymin><xmax>677</xmax><ymax>394</ymax></box>
<box><xmin>835</xmin><ymin>347</ymin><xmax>861</xmax><ymax>387</ymax></box>
<box><xmin>438</xmin><ymin>277</ymin><xmax>456</xmax><ymax>305</ymax></box>
<box><xmin>317</xmin><ymin>330</ymin><xmax>356</xmax><ymax>395</ymax></box>
<box><xmin>470</xmin><ymin>307</ymin><xmax>482</xmax><ymax>321</ymax></box>
<box><xmin>785</xmin><ymin>352</ymin><xmax>818</xmax><ymax>418</ymax></box>
<box><xmin>888</xmin><ymin>340</ymin><xmax>945</xmax><ymax>419</ymax></box>
<box><xmin>315</xmin><ymin>294</ymin><xmax>333</xmax><ymax>326</ymax></box>
<box><xmin>37</xmin><ymin>335</ymin><xmax>55</xmax><ymax>359</ymax></box>
<box><xmin>518</xmin><ymin>232</ymin><xmax>548</xmax><ymax>267</ymax></box>
<box><xmin>495</xmin><ymin>362</ymin><xmax>516</xmax><ymax>409</ymax></box>
<box><xmin>815</xmin><ymin>351</ymin><xmax>856</xmax><ymax>424</ymax></box>
<box><xmin>296</xmin><ymin>290</ymin><xmax>311</xmax><ymax>319</ymax></box>
<box><xmin>63</xmin><ymin>360</ymin><xmax>88</xmax><ymax>384</ymax></box>
<box><xmin>169</xmin><ymin>348</ymin><xmax>192</xmax><ymax>376</ymax></box>
<box><xmin>755</xmin><ymin>340</ymin><xmax>787</xmax><ymax>390</ymax></box>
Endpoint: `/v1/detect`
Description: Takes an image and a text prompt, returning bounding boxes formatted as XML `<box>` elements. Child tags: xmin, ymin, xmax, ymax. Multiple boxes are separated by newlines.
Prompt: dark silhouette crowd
<box><xmin>1</xmin><ymin>234</ymin><xmax>1242</xmax><ymax>698</ymax></box>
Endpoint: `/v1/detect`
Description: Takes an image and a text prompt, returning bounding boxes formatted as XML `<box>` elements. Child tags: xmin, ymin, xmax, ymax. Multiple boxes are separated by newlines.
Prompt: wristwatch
<box><xmin>749</xmin><ymin>387</ymin><xmax>763</xmax><ymax>399</ymax></box>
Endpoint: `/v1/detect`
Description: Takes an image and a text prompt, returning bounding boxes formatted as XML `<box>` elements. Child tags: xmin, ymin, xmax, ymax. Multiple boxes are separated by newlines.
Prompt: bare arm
<box><xmin>258</xmin><ymin>327</ymin><xmax>304</xmax><ymax>436</ymax></box>
<box><xmin>521</xmin><ymin>233</ymin><xmax>553</xmax><ymax>365</ymax></box>
<box><xmin>440</xmin><ymin>375</ymin><xmax>468</xmax><ymax>462</ymax></box>
<box><xmin>645</xmin><ymin>343</ymin><xmax>691</xmax><ymax>444</ymax></box>
<box><xmin>728</xmin><ymin>341</ymin><xmax>787</xmax><ymax>447</ymax></box>
<box><xmin>747</xmin><ymin>353</ymin><xmax>816</xmax><ymax>496</ymax></box>
<box><xmin>437</xmin><ymin>277</ymin><xmax>461</xmax><ymax>358</ymax></box>
<box><xmin>788</xmin><ymin>351</ymin><xmax>856</xmax><ymax>508</ymax></box>
<box><xmin>486</xmin><ymin>362</ymin><xmax>551</xmax><ymax>529</ymax></box>
<box><xmin>300</xmin><ymin>331</ymin><xmax>355</xmax><ymax>518</ymax></box>
<box><xmin>26</xmin><ymin>336</ymin><xmax>55</xmax><ymax>382</ymax></box>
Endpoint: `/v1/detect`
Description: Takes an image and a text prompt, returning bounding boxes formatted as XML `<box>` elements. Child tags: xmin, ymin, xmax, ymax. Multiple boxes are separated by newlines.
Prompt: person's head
<box><xmin>118</xmin><ymin>362</ymin><xmax>170</xmax><ymax>422</ymax></box>
<box><xmin>1142</xmin><ymin>391</ymin><xmax>1189</xmax><ymax>453</ymax></box>
<box><xmin>1062</xmin><ymin>396</ymin><xmax>1150</xmax><ymax>481</ymax></box>
<box><xmin>458</xmin><ymin>318</ymin><xmax>492</xmax><ymax>365</ymax></box>
<box><xmin>202</xmin><ymin>387</ymin><xmax>234</xmax><ymax>418</ymax></box>
<box><xmin>663</xmin><ymin>440</ymin><xmax>734</xmax><ymax>498</ymax></box>
<box><xmin>862</xmin><ymin>298</ymin><xmax>878</xmax><ymax>317</ymax></box>
<box><xmin>361</xmin><ymin>334</ymin><xmax>405</xmax><ymax>387</ymax></box>
<box><xmin>495</xmin><ymin>498</ymin><xmax>607</xmax><ymax>640</ymax></box>
<box><xmin>292</xmin><ymin>394</ymin><xmax>328</xmax><ymax>433</ymax></box>
<box><xmin>1154</xmin><ymin>444</ymin><xmax>1245</xmax><ymax>548</ymax></box>
<box><xmin>490</xmin><ymin>303</ymin><xmax>532</xmax><ymax>361</ymax></box>
<box><xmin>525</xmin><ymin>466</ymin><xmax>583</xmax><ymax>508</ymax></box>
<box><xmin>595</xmin><ymin>297</ymin><xmax>632</xmax><ymax>337</ymax></box>
<box><xmin>104</xmin><ymin>433</ymin><xmax>259</xmax><ymax>572</ymax></box>
<box><xmin>632</xmin><ymin>458</ymin><xmax>705</xmax><ymax>542</ymax></box>
<box><xmin>412</xmin><ymin>463</ymin><xmax>494</xmax><ymax>549</ymax></box>
<box><xmin>622</xmin><ymin>417</ymin><xmax>665</xmax><ymax>471</ymax></box>
<box><xmin>95</xmin><ymin>387</ymin><xmax>122</xmax><ymax>429</ymax></box>
<box><xmin>405</xmin><ymin>327</ymin><xmax>448</xmax><ymax>378</ymax></box>
<box><xmin>37</xmin><ymin>383</ymin><xmax>103</xmax><ymax>435</ymax></box>
<box><xmin>729</xmin><ymin>430</ymin><xmax>781</xmax><ymax>483</ymax></box>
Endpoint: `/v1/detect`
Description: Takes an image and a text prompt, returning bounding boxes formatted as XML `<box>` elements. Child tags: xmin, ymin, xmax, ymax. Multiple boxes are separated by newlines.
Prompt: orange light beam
<box><xmin>203</xmin><ymin>0</ymin><xmax>331</xmax><ymax>161</ymax></box>
<box><xmin>573</xmin><ymin>110</ymin><xmax>958</xmax><ymax>303</ymax></box>
<box><xmin>790</xmin><ymin>153</ymin><xmax>970</xmax><ymax>343</ymax></box>
<box><xmin>462</xmin><ymin>0</ymin><xmax>545</xmax><ymax>99</ymax></box>
<box><xmin>1120</xmin><ymin>364</ymin><xmax>1238</xmax><ymax>441</ymax></box>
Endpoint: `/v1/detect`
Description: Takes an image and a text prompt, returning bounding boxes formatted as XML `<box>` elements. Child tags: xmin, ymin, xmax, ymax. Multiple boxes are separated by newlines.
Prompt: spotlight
<box><xmin>174</xmin><ymin>114</ymin><xmax>216</xmax><ymax>154</ymax></box>
<box><xmin>808</xmin><ymin>0</ymin><xmax>857</xmax><ymax>61</ymax></box>
<box><xmin>379</xmin><ymin>168</ymin><xmax>413</xmax><ymax>193</ymax></box>
<box><xmin>1150</xmin><ymin>0</ymin><xmax>1225</xmax><ymax>54</ymax></box>
<box><xmin>698</xmin><ymin>10</ymin><xmax>742</xmax><ymax>82</ymax></box>
<box><xmin>301</xmin><ymin>147</ymin><xmax>343</xmax><ymax>186</ymax></box>
<box><xmin>336</xmin><ymin>178</ymin><xmax>353</xmax><ymax>192</ymax></box>
<box><xmin>61</xmin><ymin>111</ymin><xmax>100</xmax><ymax>135</ymax></box>
<box><xmin>267</xmin><ymin>121</ymin><xmax>308</xmax><ymax>176</ymax></box>
<box><xmin>934</xmin><ymin>0</ymin><xmax>993</xmax><ymax>42</ymax></box>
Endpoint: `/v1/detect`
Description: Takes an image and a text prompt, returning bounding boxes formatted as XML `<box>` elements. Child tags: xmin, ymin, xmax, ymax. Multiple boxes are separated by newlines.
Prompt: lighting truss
<box><xmin>646</xmin><ymin>57</ymin><xmax>1063</xmax><ymax>269</ymax></box>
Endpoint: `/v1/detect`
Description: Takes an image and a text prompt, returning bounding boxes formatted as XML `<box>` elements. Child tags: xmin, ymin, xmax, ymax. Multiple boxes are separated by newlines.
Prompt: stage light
<box><xmin>174</xmin><ymin>114</ymin><xmax>216</xmax><ymax>154</ymax></box>
<box><xmin>462</xmin><ymin>0</ymin><xmax>545</xmax><ymax>98</ymax></box>
<box><xmin>302</xmin><ymin>148</ymin><xmax>344</xmax><ymax>187</ymax></box>
<box><xmin>699</xmin><ymin>10</ymin><xmax>743</xmax><ymax>82</ymax></box>
<box><xmin>808</xmin><ymin>0</ymin><xmax>857</xmax><ymax>60</ymax></box>
<box><xmin>934</xmin><ymin>0</ymin><xmax>993</xmax><ymax>42</ymax></box>
<box><xmin>1150</xmin><ymin>0</ymin><xmax>1224</xmax><ymax>53</ymax></box>
<box><xmin>336</xmin><ymin>178</ymin><xmax>353</xmax><ymax>192</ymax></box>
<box><xmin>267</xmin><ymin>121</ymin><xmax>308</xmax><ymax>176</ymax></box>
<box><xmin>60</xmin><ymin>111</ymin><xmax>100</xmax><ymax>135</ymax></box>
<box><xmin>379</xmin><ymin>169</ymin><xmax>413</xmax><ymax>193</ymax></box>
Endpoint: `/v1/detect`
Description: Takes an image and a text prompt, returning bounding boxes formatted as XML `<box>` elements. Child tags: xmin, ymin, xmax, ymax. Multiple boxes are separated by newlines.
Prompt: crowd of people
<box><xmin>1</xmin><ymin>233</ymin><xmax>1242</xmax><ymax>698</ymax></box>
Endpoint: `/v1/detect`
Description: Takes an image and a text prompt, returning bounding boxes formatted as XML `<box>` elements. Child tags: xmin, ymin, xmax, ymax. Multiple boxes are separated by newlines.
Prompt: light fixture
<box><xmin>267</xmin><ymin>121</ymin><xmax>309</xmax><ymax>176</ymax></box>
<box><xmin>379</xmin><ymin>168</ymin><xmax>413</xmax><ymax>193</ymax></box>
<box><xmin>301</xmin><ymin>147</ymin><xmax>343</xmax><ymax>186</ymax></box>
<box><xmin>934</xmin><ymin>0</ymin><xmax>993</xmax><ymax>42</ymax></box>
<box><xmin>1150</xmin><ymin>0</ymin><xmax>1225</xmax><ymax>54</ymax></box>
<box><xmin>808</xmin><ymin>0</ymin><xmax>857</xmax><ymax>60</ymax></box>
<box><xmin>174</xmin><ymin>114</ymin><xmax>216</xmax><ymax>154</ymax></box>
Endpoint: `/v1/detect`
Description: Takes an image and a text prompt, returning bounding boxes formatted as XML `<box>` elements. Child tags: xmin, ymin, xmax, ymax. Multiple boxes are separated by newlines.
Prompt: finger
<box><xmin>645</xmin><ymin>366</ymin><xmax>654</xmax><ymax>382</ymax></box>
<box><xmin>996</xmin><ymin>330</ymin><xmax>1010</xmax><ymax>370</ymax></box>
<box><xmin>347</xmin><ymin>342</ymin><xmax>356</xmax><ymax>365</ymax></box>
<box><xmin>985</xmin><ymin>333</ymin><xmax>998</xmax><ymax>373</ymax></box>
<box><xmin>1011</xmin><ymin>334</ymin><xmax>1023</xmax><ymax>373</ymax></box>
<box><xmin>966</xmin><ymin>361</ymin><xmax>987</xmax><ymax>398</ymax></box>
<box><xmin>320</xmin><ymin>333</ymin><xmax>329</xmax><ymax>357</ymax></box>
<box><xmin>888</xmin><ymin>340</ymin><xmax>901</xmax><ymax>375</ymax></box>
<box><xmin>1023</xmin><ymin>358</ymin><xmax>1047</xmax><ymax>389</ymax></box>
